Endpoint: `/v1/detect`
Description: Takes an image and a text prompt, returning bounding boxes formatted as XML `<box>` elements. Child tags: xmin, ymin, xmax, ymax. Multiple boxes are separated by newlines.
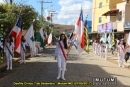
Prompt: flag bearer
<box><xmin>117</xmin><ymin>40</ymin><xmax>125</xmax><ymax>67</ymax></box>
<box><xmin>20</xmin><ymin>36</ymin><xmax>26</xmax><ymax>64</ymax></box>
<box><xmin>54</xmin><ymin>33</ymin><xmax>73</xmax><ymax>80</ymax></box>
<box><xmin>4</xmin><ymin>36</ymin><xmax>14</xmax><ymax>70</ymax></box>
<box><xmin>95</xmin><ymin>40</ymin><xmax>98</xmax><ymax>54</ymax></box>
<box><xmin>100</xmin><ymin>41</ymin><xmax>104</xmax><ymax>58</ymax></box>
<box><xmin>92</xmin><ymin>40</ymin><xmax>96</xmax><ymax>53</ymax></box>
<box><xmin>97</xmin><ymin>41</ymin><xmax>100</xmax><ymax>56</ymax></box>
<box><xmin>105</xmin><ymin>41</ymin><xmax>109</xmax><ymax>60</ymax></box>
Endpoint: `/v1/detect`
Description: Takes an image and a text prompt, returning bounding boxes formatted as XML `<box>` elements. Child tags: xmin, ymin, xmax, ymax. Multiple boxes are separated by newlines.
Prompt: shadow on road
<box><xmin>0</xmin><ymin>61</ymin><xmax>128</xmax><ymax>87</ymax></box>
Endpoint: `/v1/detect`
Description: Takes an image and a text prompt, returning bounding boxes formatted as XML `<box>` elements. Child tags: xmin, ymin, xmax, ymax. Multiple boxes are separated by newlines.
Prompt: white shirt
<box><xmin>4</xmin><ymin>42</ymin><xmax>14</xmax><ymax>53</ymax></box>
<box><xmin>55</xmin><ymin>41</ymin><xmax>66</xmax><ymax>56</ymax></box>
<box><xmin>0</xmin><ymin>41</ymin><xmax>3</xmax><ymax>48</ymax></box>
<box><xmin>116</xmin><ymin>40</ymin><xmax>119</xmax><ymax>45</ymax></box>
<box><xmin>21</xmin><ymin>41</ymin><xmax>26</xmax><ymax>52</ymax></box>
<box><xmin>118</xmin><ymin>45</ymin><xmax>124</xmax><ymax>54</ymax></box>
<box><xmin>126</xmin><ymin>47</ymin><xmax>130</xmax><ymax>52</ymax></box>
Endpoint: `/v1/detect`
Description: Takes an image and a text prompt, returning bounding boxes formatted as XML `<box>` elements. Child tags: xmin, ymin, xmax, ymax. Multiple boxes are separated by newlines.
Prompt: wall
<box><xmin>92</xmin><ymin>0</ymin><xmax>110</xmax><ymax>32</ymax></box>
<box><xmin>116</xmin><ymin>2</ymin><xmax>126</xmax><ymax>32</ymax></box>
<box><xmin>125</xmin><ymin>3</ymin><xmax>130</xmax><ymax>22</ymax></box>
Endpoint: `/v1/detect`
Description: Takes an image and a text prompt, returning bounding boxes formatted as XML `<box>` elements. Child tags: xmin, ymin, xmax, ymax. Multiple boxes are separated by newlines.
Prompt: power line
<box><xmin>49</xmin><ymin>2</ymin><xmax>124</xmax><ymax>11</ymax></box>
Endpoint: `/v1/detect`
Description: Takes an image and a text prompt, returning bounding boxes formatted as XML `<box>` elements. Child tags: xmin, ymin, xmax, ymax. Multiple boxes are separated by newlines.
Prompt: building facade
<box><xmin>92</xmin><ymin>0</ymin><xmax>123</xmax><ymax>39</ymax></box>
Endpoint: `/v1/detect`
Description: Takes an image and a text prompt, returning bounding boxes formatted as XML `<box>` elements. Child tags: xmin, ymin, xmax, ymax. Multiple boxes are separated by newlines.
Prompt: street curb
<box><xmin>0</xmin><ymin>54</ymin><xmax>30</xmax><ymax>71</ymax></box>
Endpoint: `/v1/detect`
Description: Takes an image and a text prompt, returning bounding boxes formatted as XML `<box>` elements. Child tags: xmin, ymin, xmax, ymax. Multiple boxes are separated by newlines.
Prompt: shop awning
<box><xmin>102</xmin><ymin>9</ymin><xmax>119</xmax><ymax>16</ymax></box>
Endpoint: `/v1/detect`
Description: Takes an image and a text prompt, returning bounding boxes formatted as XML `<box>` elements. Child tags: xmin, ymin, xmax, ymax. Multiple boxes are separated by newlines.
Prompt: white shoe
<box><xmin>10</xmin><ymin>68</ymin><xmax>12</xmax><ymax>70</ymax></box>
<box><xmin>7</xmin><ymin>67</ymin><xmax>9</xmax><ymax>70</ymax></box>
<box><xmin>62</xmin><ymin>77</ymin><xmax>65</xmax><ymax>80</ymax></box>
<box><xmin>118</xmin><ymin>65</ymin><xmax>121</xmax><ymax>67</ymax></box>
<box><xmin>122</xmin><ymin>65</ymin><xmax>124</xmax><ymax>67</ymax></box>
<box><xmin>20</xmin><ymin>62</ymin><xmax>23</xmax><ymax>64</ymax></box>
<box><xmin>57</xmin><ymin>76</ymin><xmax>60</xmax><ymax>80</ymax></box>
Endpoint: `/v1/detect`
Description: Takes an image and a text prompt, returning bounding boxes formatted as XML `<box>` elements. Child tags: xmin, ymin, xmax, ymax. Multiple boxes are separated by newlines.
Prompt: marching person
<box><xmin>0</xmin><ymin>40</ymin><xmax>3</xmax><ymax>56</ymax></box>
<box><xmin>117</xmin><ymin>39</ymin><xmax>125</xmax><ymax>67</ymax></box>
<box><xmin>105</xmin><ymin>41</ymin><xmax>109</xmax><ymax>60</ymax></box>
<box><xmin>20</xmin><ymin>36</ymin><xmax>26</xmax><ymax>64</ymax></box>
<box><xmin>55</xmin><ymin>33</ymin><xmax>72</xmax><ymax>80</ymax></box>
<box><xmin>124</xmin><ymin>43</ymin><xmax>130</xmax><ymax>63</ymax></box>
<box><xmin>92</xmin><ymin>40</ymin><xmax>96</xmax><ymax>53</ymax></box>
<box><xmin>35</xmin><ymin>39</ymin><xmax>40</xmax><ymax>55</ymax></box>
<box><xmin>100</xmin><ymin>41</ymin><xmax>104</xmax><ymax>58</ymax></box>
<box><xmin>4</xmin><ymin>36</ymin><xmax>14</xmax><ymax>70</ymax></box>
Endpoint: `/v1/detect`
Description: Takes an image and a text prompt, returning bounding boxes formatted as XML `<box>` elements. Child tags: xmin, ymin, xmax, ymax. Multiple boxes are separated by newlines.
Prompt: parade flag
<box><xmin>127</xmin><ymin>32</ymin><xmax>130</xmax><ymax>45</ymax></box>
<box><xmin>48</xmin><ymin>33</ymin><xmax>52</xmax><ymax>44</ymax></box>
<box><xmin>10</xmin><ymin>17</ymin><xmax>22</xmax><ymax>55</ymax></box>
<box><xmin>36</xmin><ymin>28</ymin><xmax>45</xmax><ymax>47</ymax></box>
<box><xmin>100</xmin><ymin>34</ymin><xmax>106</xmax><ymax>43</ymax></box>
<box><xmin>110</xmin><ymin>32</ymin><xmax>115</xmax><ymax>46</ymax></box>
<box><xmin>24</xmin><ymin>24</ymin><xmax>36</xmax><ymax>54</ymax></box>
<box><xmin>107</xmin><ymin>34</ymin><xmax>111</xmax><ymax>48</ymax></box>
<box><xmin>84</xmin><ymin>19</ymin><xmax>89</xmax><ymax>53</ymax></box>
<box><xmin>74</xmin><ymin>8</ymin><xmax>84</xmax><ymax>53</ymax></box>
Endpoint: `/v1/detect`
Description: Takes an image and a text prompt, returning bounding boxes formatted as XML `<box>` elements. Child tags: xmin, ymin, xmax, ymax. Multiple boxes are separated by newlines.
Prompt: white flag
<box><xmin>24</xmin><ymin>24</ymin><xmax>36</xmax><ymax>55</ymax></box>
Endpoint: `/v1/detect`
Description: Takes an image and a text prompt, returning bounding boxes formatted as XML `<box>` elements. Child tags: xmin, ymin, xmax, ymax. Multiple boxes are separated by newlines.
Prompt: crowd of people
<box><xmin>92</xmin><ymin>38</ymin><xmax>130</xmax><ymax>67</ymax></box>
<box><xmin>0</xmin><ymin>33</ymin><xmax>41</xmax><ymax>70</ymax></box>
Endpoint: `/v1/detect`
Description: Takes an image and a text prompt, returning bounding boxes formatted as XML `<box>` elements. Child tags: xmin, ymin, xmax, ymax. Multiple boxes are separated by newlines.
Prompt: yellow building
<box><xmin>92</xmin><ymin>0</ymin><xmax>123</xmax><ymax>39</ymax></box>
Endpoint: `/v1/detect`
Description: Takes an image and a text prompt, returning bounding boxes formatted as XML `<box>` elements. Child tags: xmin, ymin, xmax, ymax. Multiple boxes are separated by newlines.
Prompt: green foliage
<box><xmin>0</xmin><ymin>3</ymin><xmax>48</xmax><ymax>32</ymax></box>
<box><xmin>52</xmin><ymin>29</ymin><xmax>60</xmax><ymax>37</ymax></box>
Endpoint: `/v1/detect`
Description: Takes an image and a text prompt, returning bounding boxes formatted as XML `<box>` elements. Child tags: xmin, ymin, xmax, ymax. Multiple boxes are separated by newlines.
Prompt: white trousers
<box><xmin>92</xmin><ymin>46</ymin><xmax>95</xmax><ymax>53</ymax></box>
<box><xmin>105</xmin><ymin>49</ymin><xmax>108</xmax><ymax>60</ymax></box>
<box><xmin>36</xmin><ymin>47</ymin><xmax>38</xmax><ymax>55</ymax></box>
<box><xmin>118</xmin><ymin>53</ymin><xmax>124</xmax><ymax>66</ymax></box>
<box><xmin>57</xmin><ymin>54</ymin><xmax>66</xmax><ymax>78</ymax></box>
<box><xmin>5</xmin><ymin>52</ymin><xmax>12</xmax><ymax>69</ymax></box>
<box><xmin>95</xmin><ymin>47</ymin><xmax>97</xmax><ymax>54</ymax></box>
<box><xmin>100</xmin><ymin>48</ymin><xmax>103</xmax><ymax>57</ymax></box>
<box><xmin>21</xmin><ymin>50</ymin><xmax>25</xmax><ymax>63</ymax></box>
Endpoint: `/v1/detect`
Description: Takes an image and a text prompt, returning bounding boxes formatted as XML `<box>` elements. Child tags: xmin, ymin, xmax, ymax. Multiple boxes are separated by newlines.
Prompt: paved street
<box><xmin>0</xmin><ymin>45</ymin><xmax>130</xmax><ymax>87</ymax></box>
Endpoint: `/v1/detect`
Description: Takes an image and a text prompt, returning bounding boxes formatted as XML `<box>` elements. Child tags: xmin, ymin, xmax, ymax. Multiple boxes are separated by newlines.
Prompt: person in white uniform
<box><xmin>124</xmin><ymin>44</ymin><xmax>130</xmax><ymax>63</ymax></box>
<box><xmin>100</xmin><ymin>41</ymin><xmax>103</xmax><ymax>58</ymax></box>
<box><xmin>92</xmin><ymin>40</ymin><xmax>96</xmax><ymax>53</ymax></box>
<box><xmin>105</xmin><ymin>41</ymin><xmax>109</xmax><ymax>60</ymax></box>
<box><xmin>4</xmin><ymin>36</ymin><xmax>14</xmax><ymax>70</ymax></box>
<box><xmin>20</xmin><ymin>36</ymin><xmax>26</xmax><ymax>64</ymax></box>
<box><xmin>0</xmin><ymin>41</ymin><xmax>3</xmax><ymax>56</ymax></box>
<box><xmin>117</xmin><ymin>40</ymin><xmax>125</xmax><ymax>67</ymax></box>
<box><xmin>55</xmin><ymin>33</ymin><xmax>72</xmax><ymax>80</ymax></box>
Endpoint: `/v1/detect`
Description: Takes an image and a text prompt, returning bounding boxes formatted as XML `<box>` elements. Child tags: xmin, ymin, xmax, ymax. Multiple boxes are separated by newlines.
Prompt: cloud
<box><xmin>0</xmin><ymin>0</ymin><xmax>5</xmax><ymax>4</ymax></box>
<box><xmin>56</xmin><ymin>0</ymin><xmax>92</xmax><ymax>25</ymax></box>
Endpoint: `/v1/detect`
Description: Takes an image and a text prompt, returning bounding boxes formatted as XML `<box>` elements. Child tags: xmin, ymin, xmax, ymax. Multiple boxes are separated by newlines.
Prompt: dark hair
<box><xmin>60</xmin><ymin>33</ymin><xmax>67</xmax><ymax>49</ymax></box>
<box><xmin>6</xmin><ymin>36</ymin><xmax>12</xmax><ymax>46</ymax></box>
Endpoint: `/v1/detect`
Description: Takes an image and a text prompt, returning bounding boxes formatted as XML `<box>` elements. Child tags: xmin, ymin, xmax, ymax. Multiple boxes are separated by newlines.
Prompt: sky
<box><xmin>0</xmin><ymin>0</ymin><xmax>92</xmax><ymax>25</ymax></box>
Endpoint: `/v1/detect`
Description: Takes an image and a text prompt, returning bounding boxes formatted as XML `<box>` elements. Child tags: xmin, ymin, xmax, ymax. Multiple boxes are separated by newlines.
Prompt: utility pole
<box><xmin>10</xmin><ymin>0</ymin><xmax>13</xmax><ymax>4</ymax></box>
<box><xmin>39</xmin><ymin>0</ymin><xmax>52</xmax><ymax>21</ymax></box>
<box><xmin>48</xmin><ymin>10</ymin><xmax>57</xmax><ymax>28</ymax></box>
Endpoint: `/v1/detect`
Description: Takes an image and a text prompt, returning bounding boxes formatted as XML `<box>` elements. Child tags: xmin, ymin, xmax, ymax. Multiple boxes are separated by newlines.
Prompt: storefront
<box><xmin>124</xmin><ymin>21</ymin><xmax>130</xmax><ymax>42</ymax></box>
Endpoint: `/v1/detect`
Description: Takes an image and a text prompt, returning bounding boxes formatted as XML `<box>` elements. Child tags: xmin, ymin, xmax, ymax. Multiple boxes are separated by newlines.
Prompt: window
<box><xmin>99</xmin><ymin>17</ymin><xmax>102</xmax><ymax>23</ymax></box>
<box><xmin>117</xmin><ymin>11</ymin><xmax>122</xmax><ymax>21</ymax></box>
<box><xmin>106</xmin><ymin>0</ymin><xmax>108</xmax><ymax>3</ymax></box>
<box><xmin>99</xmin><ymin>2</ymin><xmax>102</xmax><ymax>8</ymax></box>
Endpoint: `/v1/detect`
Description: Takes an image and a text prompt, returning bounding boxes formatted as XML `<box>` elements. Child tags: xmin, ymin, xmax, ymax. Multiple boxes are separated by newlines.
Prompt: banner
<box><xmin>98</xmin><ymin>22</ymin><xmax>113</xmax><ymax>33</ymax></box>
<box><xmin>124</xmin><ymin>21</ymin><xmax>130</xmax><ymax>29</ymax></box>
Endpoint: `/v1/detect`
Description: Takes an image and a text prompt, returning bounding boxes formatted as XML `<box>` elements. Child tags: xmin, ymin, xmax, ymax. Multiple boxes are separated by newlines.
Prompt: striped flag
<box><xmin>74</xmin><ymin>8</ymin><xmax>84</xmax><ymax>53</ymax></box>
<box><xmin>10</xmin><ymin>17</ymin><xmax>22</xmax><ymax>55</ymax></box>
<box><xmin>110</xmin><ymin>32</ymin><xmax>115</xmax><ymax>46</ymax></box>
<box><xmin>84</xmin><ymin>19</ymin><xmax>89</xmax><ymax>53</ymax></box>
